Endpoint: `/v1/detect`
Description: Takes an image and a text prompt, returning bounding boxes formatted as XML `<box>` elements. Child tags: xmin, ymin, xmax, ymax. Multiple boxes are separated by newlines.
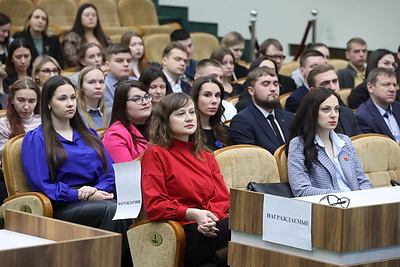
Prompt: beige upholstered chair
<box><xmin>273</xmin><ymin>144</ymin><xmax>288</xmax><ymax>183</ymax></box>
<box><xmin>339</xmin><ymin>88</ymin><xmax>352</xmax><ymax>107</ymax></box>
<box><xmin>96</xmin><ymin>127</ymin><xmax>108</xmax><ymax>139</ymax></box>
<box><xmin>127</xmin><ymin>220</ymin><xmax>186</xmax><ymax>267</ymax></box>
<box><xmin>0</xmin><ymin>0</ymin><xmax>35</xmax><ymax>33</ymax></box>
<box><xmin>117</xmin><ymin>0</ymin><xmax>180</xmax><ymax>35</ymax></box>
<box><xmin>78</xmin><ymin>0</ymin><xmax>143</xmax><ymax>36</ymax></box>
<box><xmin>213</xmin><ymin>144</ymin><xmax>280</xmax><ymax>189</ymax></box>
<box><xmin>190</xmin><ymin>32</ymin><xmax>219</xmax><ymax>61</ymax></box>
<box><xmin>1</xmin><ymin>134</ymin><xmax>53</xmax><ymax>218</ymax></box>
<box><xmin>328</xmin><ymin>59</ymin><xmax>348</xmax><ymax>71</ymax></box>
<box><xmin>233</xmin><ymin>77</ymin><xmax>247</xmax><ymax>85</ymax></box>
<box><xmin>350</xmin><ymin>133</ymin><xmax>400</xmax><ymax>188</ymax></box>
<box><xmin>226</xmin><ymin>95</ymin><xmax>240</xmax><ymax>107</ymax></box>
<box><xmin>279</xmin><ymin>61</ymin><xmax>300</xmax><ymax>77</ymax></box>
<box><xmin>37</xmin><ymin>0</ymin><xmax>78</xmax><ymax>33</ymax></box>
<box><xmin>0</xmin><ymin>110</ymin><xmax>6</xmax><ymax>118</ymax></box>
<box><xmin>279</xmin><ymin>92</ymin><xmax>292</xmax><ymax>110</ymax></box>
<box><xmin>143</xmin><ymin>33</ymin><xmax>170</xmax><ymax>64</ymax></box>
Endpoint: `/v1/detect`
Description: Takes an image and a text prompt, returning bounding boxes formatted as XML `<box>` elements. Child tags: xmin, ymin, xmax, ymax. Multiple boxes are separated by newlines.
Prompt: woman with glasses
<box><xmin>77</xmin><ymin>65</ymin><xmax>110</xmax><ymax>129</ymax></box>
<box><xmin>210</xmin><ymin>47</ymin><xmax>244</xmax><ymax>99</ymax></box>
<box><xmin>0</xmin><ymin>78</ymin><xmax>41</xmax><ymax>156</ymax></box>
<box><xmin>190</xmin><ymin>77</ymin><xmax>231</xmax><ymax>150</ymax></box>
<box><xmin>287</xmin><ymin>87</ymin><xmax>372</xmax><ymax>197</ymax></box>
<box><xmin>348</xmin><ymin>49</ymin><xmax>398</xmax><ymax>109</ymax></box>
<box><xmin>3</xmin><ymin>38</ymin><xmax>34</xmax><ymax>94</ymax></box>
<box><xmin>102</xmin><ymin>80</ymin><xmax>151</xmax><ymax>162</ymax></box>
<box><xmin>13</xmin><ymin>7</ymin><xmax>64</xmax><ymax>68</ymax></box>
<box><xmin>31</xmin><ymin>55</ymin><xmax>61</xmax><ymax>90</ymax></box>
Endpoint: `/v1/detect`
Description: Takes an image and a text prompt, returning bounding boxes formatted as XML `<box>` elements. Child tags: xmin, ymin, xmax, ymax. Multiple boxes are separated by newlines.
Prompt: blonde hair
<box><xmin>0</xmin><ymin>65</ymin><xmax>6</xmax><ymax>94</ymax></box>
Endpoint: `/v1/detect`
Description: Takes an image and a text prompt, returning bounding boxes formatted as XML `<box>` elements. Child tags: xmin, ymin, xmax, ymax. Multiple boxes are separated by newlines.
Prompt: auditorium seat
<box><xmin>350</xmin><ymin>133</ymin><xmax>400</xmax><ymax>188</ymax></box>
<box><xmin>0</xmin><ymin>0</ymin><xmax>35</xmax><ymax>33</ymax></box>
<box><xmin>279</xmin><ymin>61</ymin><xmax>300</xmax><ymax>77</ymax></box>
<box><xmin>143</xmin><ymin>33</ymin><xmax>170</xmax><ymax>64</ymax></box>
<box><xmin>339</xmin><ymin>88</ymin><xmax>352</xmax><ymax>107</ymax></box>
<box><xmin>190</xmin><ymin>32</ymin><xmax>219</xmax><ymax>61</ymax></box>
<box><xmin>273</xmin><ymin>144</ymin><xmax>288</xmax><ymax>183</ymax></box>
<box><xmin>37</xmin><ymin>0</ymin><xmax>78</xmax><ymax>33</ymax></box>
<box><xmin>279</xmin><ymin>92</ymin><xmax>292</xmax><ymax>110</ymax></box>
<box><xmin>329</xmin><ymin>58</ymin><xmax>348</xmax><ymax>71</ymax></box>
<box><xmin>117</xmin><ymin>0</ymin><xmax>180</xmax><ymax>35</ymax></box>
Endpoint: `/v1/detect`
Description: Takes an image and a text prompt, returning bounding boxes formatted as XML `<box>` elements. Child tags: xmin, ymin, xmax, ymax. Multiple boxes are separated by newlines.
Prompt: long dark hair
<box><xmin>6</xmin><ymin>78</ymin><xmax>40</xmax><ymax>138</ymax></box>
<box><xmin>149</xmin><ymin>93</ymin><xmax>209</xmax><ymax>157</ymax></box>
<box><xmin>0</xmin><ymin>13</ymin><xmax>11</xmax><ymax>46</ymax></box>
<box><xmin>139</xmin><ymin>66</ymin><xmax>172</xmax><ymax>94</ymax></box>
<box><xmin>286</xmin><ymin>87</ymin><xmax>340</xmax><ymax>172</ymax></box>
<box><xmin>5</xmin><ymin>38</ymin><xmax>34</xmax><ymax>77</ymax></box>
<box><xmin>365</xmin><ymin>49</ymin><xmax>394</xmax><ymax>77</ymax></box>
<box><xmin>109</xmin><ymin>80</ymin><xmax>149</xmax><ymax>150</ymax></box>
<box><xmin>41</xmin><ymin>75</ymin><xmax>108</xmax><ymax>180</ymax></box>
<box><xmin>190</xmin><ymin>76</ymin><xmax>231</xmax><ymax>147</ymax></box>
<box><xmin>70</xmin><ymin>4</ymin><xmax>109</xmax><ymax>49</ymax></box>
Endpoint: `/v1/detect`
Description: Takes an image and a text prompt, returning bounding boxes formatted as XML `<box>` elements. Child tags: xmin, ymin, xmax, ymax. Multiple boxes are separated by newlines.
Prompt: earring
<box><xmin>81</xmin><ymin>90</ymin><xmax>84</xmax><ymax>94</ymax></box>
<box><xmin>48</xmin><ymin>105</ymin><xmax>51</xmax><ymax>110</ymax></box>
<box><xmin>35</xmin><ymin>78</ymin><xmax>40</xmax><ymax>84</ymax></box>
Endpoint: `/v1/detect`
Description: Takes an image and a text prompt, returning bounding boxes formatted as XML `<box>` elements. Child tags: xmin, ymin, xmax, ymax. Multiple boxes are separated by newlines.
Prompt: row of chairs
<box><xmin>279</xmin><ymin>59</ymin><xmax>349</xmax><ymax>77</ymax></box>
<box><xmin>1</xmin><ymin>0</ymin><xmax>180</xmax><ymax>38</ymax></box>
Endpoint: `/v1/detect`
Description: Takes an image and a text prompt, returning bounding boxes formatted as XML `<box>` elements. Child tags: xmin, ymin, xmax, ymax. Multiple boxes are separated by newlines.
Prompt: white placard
<box><xmin>263</xmin><ymin>194</ymin><xmax>312</xmax><ymax>251</ymax></box>
<box><xmin>112</xmin><ymin>161</ymin><xmax>142</xmax><ymax>220</ymax></box>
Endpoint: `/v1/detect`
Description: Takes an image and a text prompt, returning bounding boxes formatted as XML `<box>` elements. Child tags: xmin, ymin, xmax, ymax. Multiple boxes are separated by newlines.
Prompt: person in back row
<box><xmin>230</xmin><ymin>66</ymin><xmax>294</xmax><ymax>154</ymax></box>
<box><xmin>170</xmin><ymin>29</ymin><xmax>197</xmax><ymax>82</ymax></box>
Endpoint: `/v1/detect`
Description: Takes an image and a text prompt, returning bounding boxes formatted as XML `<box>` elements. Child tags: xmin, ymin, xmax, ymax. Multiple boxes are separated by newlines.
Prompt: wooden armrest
<box><xmin>3</xmin><ymin>192</ymin><xmax>53</xmax><ymax>217</ymax></box>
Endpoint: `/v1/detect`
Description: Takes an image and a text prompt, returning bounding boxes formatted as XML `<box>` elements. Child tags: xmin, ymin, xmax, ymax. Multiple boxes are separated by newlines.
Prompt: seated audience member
<box><xmin>31</xmin><ymin>55</ymin><xmax>61</xmax><ymax>90</ymax></box>
<box><xmin>221</xmin><ymin>31</ymin><xmax>248</xmax><ymax>80</ymax></box>
<box><xmin>292</xmin><ymin>43</ymin><xmax>330</xmax><ymax>87</ymax></box>
<box><xmin>337</xmin><ymin>37</ymin><xmax>368</xmax><ymax>89</ymax></box>
<box><xmin>104</xmin><ymin>43</ymin><xmax>135</xmax><ymax>108</ymax></box>
<box><xmin>235</xmin><ymin>56</ymin><xmax>279</xmax><ymax>112</ymax></box>
<box><xmin>190</xmin><ymin>77</ymin><xmax>231</xmax><ymax>150</ymax></box>
<box><xmin>77</xmin><ymin>66</ymin><xmax>110</xmax><ymax>129</ymax></box>
<box><xmin>21</xmin><ymin>75</ymin><xmax>132</xmax><ymax>266</ymax></box>
<box><xmin>103</xmin><ymin>80</ymin><xmax>150</xmax><ymax>163</ymax></box>
<box><xmin>194</xmin><ymin>58</ymin><xmax>237</xmax><ymax>122</ymax></box>
<box><xmin>287</xmin><ymin>87</ymin><xmax>372</xmax><ymax>197</ymax></box>
<box><xmin>162</xmin><ymin>42</ymin><xmax>191</xmax><ymax>94</ymax></box>
<box><xmin>230</xmin><ymin>66</ymin><xmax>294</xmax><ymax>154</ymax></box>
<box><xmin>121</xmin><ymin>31</ymin><xmax>148</xmax><ymax>78</ymax></box>
<box><xmin>0</xmin><ymin>66</ymin><xmax>8</xmax><ymax>108</ymax></box>
<box><xmin>14</xmin><ymin>7</ymin><xmax>64</xmax><ymax>68</ymax></box>
<box><xmin>348</xmin><ymin>49</ymin><xmax>398</xmax><ymax>109</ymax></box>
<box><xmin>141</xmin><ymin>93</ymin><xmax>230</xmax><ymax>266</ymax></box>
<box><xmin>355</xmin><ymin>68</ymin><xmax>400</xmax><ymax>142</ymax></box>
<box><xmin>211</xmin><ymin>47</ymin><xmax>244</xmax><ymax>98</ymax></box>
<box><xmin>139</xmin><ymin>66</ymin><xmax>171</xmax><ymax>110</ymax></box>
<box><xmin>62</xmin><ymin>3</ymin><xmax>111</xmax><ymax>68</ymax></box>
<box><xmin>0</xmin><ymin>13</ymin><xmax>13</xmax><ymax>65</ymax></box>
<box><xmin>0</xmin><ymin>78</ymin><xmax>41</xmax><ymax>155</ymax></box>
<box><xmin>3</xmin><ymin>38</ymin><xmax>33</xmax><ymax>94</ymax></box>
<box><xmin>286</xmin><ymin>50</ymin><xmax>325</xmax><ymax>113</ymax></box>
<box><xmin>170</xmin><ymin>29</ymin><xmax>197</xmax><ymax>82</ymax></box>
<box><xmin>258</xmin><ymin>38</ymin><xmax>296</xmax><ymax>93</ymax></box>
<box><xmin>307</xmin><ymin>64</ymin><xmax>363</xmax><ymax>137</ymax></box>
<box><xmin>68</xmin><ymin>43</ymin><xmax>105</xmax><ymax>87</ymax></box>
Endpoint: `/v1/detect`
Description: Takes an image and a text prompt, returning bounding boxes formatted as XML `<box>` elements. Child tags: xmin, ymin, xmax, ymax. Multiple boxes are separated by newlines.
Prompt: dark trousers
<box><xmin>183</xmin><ymin>217</ymin><xmax>230</xmax><ymax>266</ymax></box>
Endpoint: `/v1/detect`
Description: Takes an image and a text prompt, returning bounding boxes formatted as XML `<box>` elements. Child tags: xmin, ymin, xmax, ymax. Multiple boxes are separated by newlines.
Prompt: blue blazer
<box><xmin>230</xmin><ymin>104</ymin><xmax>294</xmax><ymax>154</ymax></box>
<box><xmin>285</xmin><ymin>85</ymin><xmax>308</xmax><ymax>113</ymax></box>
<box><xmin>288</xmin><ymin>134</ymin><xmax>372</xmax><ymax>197</ymax></box>
<box><xmin>355</xmin><ymin>98</ymin><xmax>400</xmax><ymax>141</ymax></box>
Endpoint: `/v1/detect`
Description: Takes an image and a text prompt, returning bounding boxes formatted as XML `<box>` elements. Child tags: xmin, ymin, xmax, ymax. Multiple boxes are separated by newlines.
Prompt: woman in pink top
<box><xmin>102</xmin><ymin>80</ymin><xmax>151</xmax><ymax>162</ymax></box>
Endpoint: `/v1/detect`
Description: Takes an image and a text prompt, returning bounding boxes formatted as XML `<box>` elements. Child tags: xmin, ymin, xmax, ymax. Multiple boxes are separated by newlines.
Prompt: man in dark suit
<box><xmin>285</xmin><ymin>50</ymin><xmax>325</xmax><ymax>113</ymax></box>
<box><xmin>355</xmin><ymin>68</ymin><xmax>400</xmax><ymax>142</ymax></box>
<box><xmin>162</xmin><ymin>42</ymin><xmax>191</xmax><ymax>95</ymax></box>
<box><xmin>307</xmin><ymin>64</ymin><xmax>363</xmax><ymax>137</ymax></box>
<box><xmin>230</xmin><ymin>66</ymin><xmax>294</xmax><ymax>154</ymax></box>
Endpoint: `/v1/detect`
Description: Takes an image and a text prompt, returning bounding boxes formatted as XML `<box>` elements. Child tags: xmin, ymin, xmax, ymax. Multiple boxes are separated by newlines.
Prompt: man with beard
<box><xmin>230</xmin><ymin>66</ymin><xmax>294</xmax><ymax>154</ymax></box>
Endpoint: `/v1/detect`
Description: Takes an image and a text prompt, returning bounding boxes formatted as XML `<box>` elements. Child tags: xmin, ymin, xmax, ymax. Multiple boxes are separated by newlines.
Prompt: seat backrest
<box><xmin>273</xmin><ymin>144</ymin><xmax>288</xmax><ymax>183</ymax></box>
<box><xmin>79</xmin><ymin>0</ymin><xmax>120</xmax><ymax>27</ymax></box>
<box><xmin>350</xmin><ymin>133</ymin><xmax>400</xmax><ymax>188</ymax></box>
<box><xmin>190</xmin><ymin>32</ymin><xmax>219</xmax><ymax>61</ymax></box>
<box><xmin>226</xmin><ymin>95</ymin><xmax>239</xmax><ymax>107</ymax></box>
<box><xmin>279</xmin><ymin>61</ymin><xmax>300</xmax><ymax>77</ymax></box>
<box><xmin>37</xmin><ymin>0</ymin><xmax>78</xmax><ymax>28</ymax></box>
<box><xmin>214</xmin><ymin>145</ymin><xmax>280</xmax><ymax>189</ymax></box>
<box><xmin>96</xmin><ymin>127</ymin><xmax>108</xmax><ymax>139</ymax></box>
<box><xmin>328</xmin><ymin>59</ymin><xmax>348</xmax><ymax>71</ymax></box>
<box><xmin>279</xmin><ymin>92</ymin><xmax>292</xmax><ymax>110</ymax></box>
<box><xmin>127</xmin><ymin>220</ymin><xmax>185</xmax><ymax>267</ymax></box>
<box><xmin>118</xmin><ymin>0</ymin><xmax>159</xmax><ymax>26</ymax></box>
<box><xmin>143</xmin><ymin>33</ymin><xmax>170</xmax><ymax>63</ymax></box>
<box><xmin>2</xmin><ymin>134</ymin><xmax>30</xmax><ymax>196</ymax></box>
<box><xmin>0</xmin><ymin>0</ymin><xmax>35</xmax><ymax>29</ymax></box>
<box><xmin>339</xmin><ymin>88</ymin><xmax>352</xmax><ymax>107</ymax></box>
